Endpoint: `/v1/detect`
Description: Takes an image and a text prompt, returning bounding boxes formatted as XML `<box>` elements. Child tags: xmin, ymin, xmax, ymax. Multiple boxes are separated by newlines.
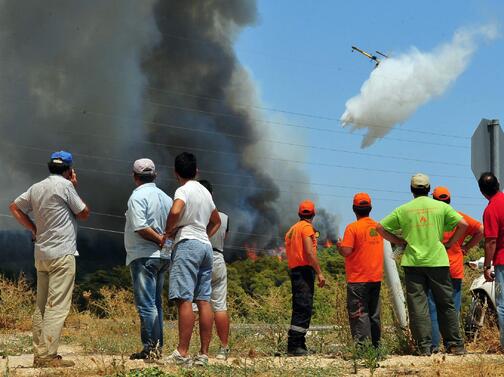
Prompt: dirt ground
<box><xmin>2</xmin><ymin>345</ymin><xmax>504</xmax><ymax>377</ymax></box>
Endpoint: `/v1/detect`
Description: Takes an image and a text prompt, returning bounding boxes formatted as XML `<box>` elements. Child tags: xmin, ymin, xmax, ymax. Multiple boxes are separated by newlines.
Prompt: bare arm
<box><xmin>207</xmin><ymin>209</ymin><xmax>221</xmax><ymax>238</ymax></box>
<box><xmin>444</xmin><ymin>219</ymin><xmax>468</xmax><ymax>249</ymax></box>
<box><xmin>137</xmin><ymin>227</ymin><xmax>164</xmax><ymax>245</ymax></box>
<box><xmin>461</xmin><ymin>225</ymin><xmax>484</xmax><ymax>254</ymax></box>
<box><xmin>338</xmin><ymin>246</ymin><xmax>354</xmax><ymax>257</ymax></box>
<box><xmin>9</xmin><ymin>202</ymin><xmax>36</xmax><ymax>238</ymax></box>
<box><xmin>75</xmin><ymin>206</ymin><xmax>90</xmax><ymax>220</ymax></box>
<box><xmin>303</xmin><ymin>236</ymin><xmax>325</xmax><ymax>287</ymax></box>
<box><xmin>164</xmin><ymin>199</ymin><xmax>185</xmax><ymax>236</ymax></box>
<box><xmin>376</xmin><ymin>223</ymin><xmax>406</xmax><ymax>245</ymax></box>
<box><xmin>484</xmin><ymin>238</ymin><xmax>497</xmax><ymax>282</ymax></box>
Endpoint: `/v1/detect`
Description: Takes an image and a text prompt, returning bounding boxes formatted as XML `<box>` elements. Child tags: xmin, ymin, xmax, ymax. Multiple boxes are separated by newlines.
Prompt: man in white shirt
<box><xmin>195</xmin><ymin>180</ymin><xmax>230</xmax><ymax>360</ymax></box>
<box><xmin>162</xmin><ymin>152</ymin><xmax>221</xmax><ymax>367</ymax></box>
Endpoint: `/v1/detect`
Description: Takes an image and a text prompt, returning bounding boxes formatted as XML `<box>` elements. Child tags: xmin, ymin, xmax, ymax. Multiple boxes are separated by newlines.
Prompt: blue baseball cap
<box><xmin>50</xmin><ymin>151</ymin><xmax>73</xmax><ymax>165</ymax></box>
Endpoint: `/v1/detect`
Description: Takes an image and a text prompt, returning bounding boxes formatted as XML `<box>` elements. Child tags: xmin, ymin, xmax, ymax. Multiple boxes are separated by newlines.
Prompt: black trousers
<box><xmin>347</xmin><ymin>282</ymin><xmax>381</xmax><ymax>347</ymax></box>
<box><xmin>288</xmin><ymin>266</ymin><xmax>315</xmax><ymax>350</ymax></box>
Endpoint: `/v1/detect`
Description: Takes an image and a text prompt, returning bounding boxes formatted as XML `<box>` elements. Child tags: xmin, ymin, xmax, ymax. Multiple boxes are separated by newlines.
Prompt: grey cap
<box><xmin>133</xmin><ymin>158</ymin><xmax>156</xmax><ymax>175</ymax></box>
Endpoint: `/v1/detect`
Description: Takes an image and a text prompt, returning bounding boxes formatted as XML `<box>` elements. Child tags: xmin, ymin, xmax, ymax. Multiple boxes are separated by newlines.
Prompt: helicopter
<box><xmin>351</xmin><ymin>46</ymin><xmax>388</xmax><ymax>68</ymax></box>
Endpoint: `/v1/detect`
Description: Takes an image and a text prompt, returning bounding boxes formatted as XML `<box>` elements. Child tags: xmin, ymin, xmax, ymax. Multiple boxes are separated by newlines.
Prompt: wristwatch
<box><xmin>484</xmin><ymin>265</ymin><xmax>492</xmax><ymax>271</ymax></box>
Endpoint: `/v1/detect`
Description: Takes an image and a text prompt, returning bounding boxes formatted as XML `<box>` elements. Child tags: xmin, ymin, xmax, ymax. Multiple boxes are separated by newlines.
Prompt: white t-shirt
<box><xmin>174</xmin><ymin>180</ymin><xmax>216</xmax><ymax>246</ymax></box>
<box><xmin>211</xmin><ymin>212</ymin><xmax>228</xmax><ymax>252</ymax></box>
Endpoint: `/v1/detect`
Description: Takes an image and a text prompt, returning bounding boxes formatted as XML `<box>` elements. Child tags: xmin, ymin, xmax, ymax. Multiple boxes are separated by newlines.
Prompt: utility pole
<box><xmin>489</xmin><ymin>119</ymin><xmax>501</xmax><ymax>182</ymax></box>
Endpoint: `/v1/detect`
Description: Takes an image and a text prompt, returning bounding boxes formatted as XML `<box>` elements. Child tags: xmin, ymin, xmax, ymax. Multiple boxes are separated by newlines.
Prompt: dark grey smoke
<box><xmin>0</xmin><ymin>0</ymin><xmax>338</xmax><ymax>262</ymax></box>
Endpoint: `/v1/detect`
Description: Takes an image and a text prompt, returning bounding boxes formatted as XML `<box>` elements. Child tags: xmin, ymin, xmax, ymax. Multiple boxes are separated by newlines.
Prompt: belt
<box><xmin>213</xmin><ymin>247</ymin><xmax>223</xmax><ymax>254</ymax></box>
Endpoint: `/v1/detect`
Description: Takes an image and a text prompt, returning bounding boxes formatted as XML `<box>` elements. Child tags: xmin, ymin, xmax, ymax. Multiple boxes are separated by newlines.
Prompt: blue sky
<box><xmin>234</xmin><ymin>0</ymin><xmax>504</xmax><ymax>233</ymax></box>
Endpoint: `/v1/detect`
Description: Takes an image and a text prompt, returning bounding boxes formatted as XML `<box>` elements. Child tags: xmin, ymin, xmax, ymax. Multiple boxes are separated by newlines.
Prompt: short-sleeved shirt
<box><xmin>443</xmin><ymin>211</ymin><xmax>482</xmax><ymax>278</ymax></box>
<box><xmin>285</xmin><ymin>220</ymin><xmax>317</xmax><ymax>269</ymax></box>
<box><xmin>483</xmin><ymin>191</ymin><xmax>504</xmax><ymax>266</ymax></box>
<box><xmin>380</xmin><ymin>196</ymin><xmax>462</xmax><ymax>267</ymax></box>
<box><xmin>124</xmin><ymin>183</ymin><xmax>173</xmax><ymax>265</ymax></box>
<box><xmin>14</xmin><ymin>175</ymin><xmax>86</xmax><ymax>261</ymax></box>
<box><xmin>211</xmin><ymin>212</ymin><xmax>229</xmax><ymax>252</ymax></box>
<box><xmin>340</xmin><ymin>217</ymin><xmax>384</xmax><ymax>283</ymax></box>
<box><xmin>173</xmin><ymin>180</ymin><xmax>216</xmax><ymax>246</ymax></box>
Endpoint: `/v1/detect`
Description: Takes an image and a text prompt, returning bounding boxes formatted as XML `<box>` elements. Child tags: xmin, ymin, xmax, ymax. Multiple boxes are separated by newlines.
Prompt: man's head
<box><xmin>410</xmin><ymin>173</ymin><xmax>430</xmax><ymax>197</ymax></box>
<box><xmin>133</xmin><ymin>158</ymin><xmax>156</xmax><ymax>185</ymax></box>
<box><xmin>352</xmin><ymin>192</ymin><xmax>372</xmax><ymax>217</ymax></box>
<box><xmin>174</xmin><ymin>152</ymin><xmax>197</xmax><ymax>180</ymax></box>
<box><xmin>432</xmin><ymin>186</ymin><xmax>451</xmax><ymax>204</ymax></box>
<box><xmin>478</xmin><ymin>172</ymin><xmax>500</xmax><ymax>199</ymax></box>
<box><xmin>298</xmin><ymin>199</ymin><xmax>315</xmax><ymax>220</ymax></box>
<box><xmin>48</xmin><ymin>151</ymin><xmax>73</xmax><ymax>175</ymax></box>
<box><xmin>199</xmin><ymin>179</ymin><xmax>213</xmax><ymax>195</ymax></box>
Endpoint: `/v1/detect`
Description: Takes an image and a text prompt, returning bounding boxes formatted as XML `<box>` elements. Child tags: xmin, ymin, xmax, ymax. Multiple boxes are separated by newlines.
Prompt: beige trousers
<box><xmin>33</xmin><ymin>254</ymin><xmax>75</xmax><ymax>358</ymax></box>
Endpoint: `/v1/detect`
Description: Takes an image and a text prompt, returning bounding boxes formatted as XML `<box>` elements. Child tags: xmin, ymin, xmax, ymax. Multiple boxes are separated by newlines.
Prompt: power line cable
<box><xmin>4</xmin><ymin>139</ymin><xmax>474</xmax><ymax>183</ymax></box>
<box><xmin>0</xmin><ymin>71</ymin><xmax>471</xmax><ymax>143</ymax></box>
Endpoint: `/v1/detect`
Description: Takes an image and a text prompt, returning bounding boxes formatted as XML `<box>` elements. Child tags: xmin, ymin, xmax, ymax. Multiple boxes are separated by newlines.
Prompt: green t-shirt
<box><xmin>380</xmin><ymin>196</ymin><xmax>462</xmax><ymax>267</ymax></box>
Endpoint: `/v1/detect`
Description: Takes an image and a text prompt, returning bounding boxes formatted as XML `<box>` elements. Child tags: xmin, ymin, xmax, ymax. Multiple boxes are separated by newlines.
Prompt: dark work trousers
<box><xmin>288</xmin><ymin>265</ymin><xmax>315</xmax><ymax>350</ymax></box>
<box><xmin>403</xmin><ymin>266</ymin><xmax>464</xmax><ymax>353</ymax></box>
<box><xmin>347</xmin><ymin>282</ymin><xmax>381</xmax><ymax>347</ymax></box>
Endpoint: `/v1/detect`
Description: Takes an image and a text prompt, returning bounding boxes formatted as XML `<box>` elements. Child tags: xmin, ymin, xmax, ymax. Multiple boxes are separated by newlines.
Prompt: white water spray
<box><xmin>341</xmin><ymin>24</ymin><xmax>499</xmax><ymax>148</ymax></box>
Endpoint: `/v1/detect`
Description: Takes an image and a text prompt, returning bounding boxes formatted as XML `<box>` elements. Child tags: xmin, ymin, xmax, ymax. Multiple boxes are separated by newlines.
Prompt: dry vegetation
<box><xmin>1</xmin><ymin>251</ymin><xmax>503</xmax><ymax>376</ymax></box>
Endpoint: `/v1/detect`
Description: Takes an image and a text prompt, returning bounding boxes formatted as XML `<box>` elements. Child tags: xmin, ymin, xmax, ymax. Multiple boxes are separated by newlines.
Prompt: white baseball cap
<box><xmin>133</xmin><ymin>158</ymin><xmax>156</xmax><ymax>175</ymax></box>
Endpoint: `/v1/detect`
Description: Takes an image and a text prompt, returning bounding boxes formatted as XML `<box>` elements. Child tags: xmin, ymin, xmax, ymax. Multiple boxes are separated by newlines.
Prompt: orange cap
<box><xmin>298</xmin><ymin>200</ymin><xmax>315</xmax><ymax>216</ymax></box>
<box><xmin>353</xmin><ymin>192</ymin><xmax>372</xmax><ymax>207</ymax></box>
<box><xmin>433</xmin><ymin>186</ymin><xmax>451</xmax><ymax>202</ymax></box>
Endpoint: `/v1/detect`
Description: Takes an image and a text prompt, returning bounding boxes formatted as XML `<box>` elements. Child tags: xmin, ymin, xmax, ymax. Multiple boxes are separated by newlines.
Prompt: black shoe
<box><xmin>130</xmin><ymin>350</ymin><xmax>150</xmax><ymax>360</ymax></box>
<box><xmin>130</xmin><ymin>349</ymin><xmax>162</xmax><ymax>360</ymax></box>
<box><xmin>287</xmin><ymin>347</ymin><xmax>308</xmax><ymax>357</ymax></box>
<box><xmin>416</xmin><ymin>348</ymin><xmax>432</xmax><ymax>356</ymax></box>
<box><xmin>447</xmin><ymin>345</ymin><xmax>467</xmax><ymax>356</ymax></box>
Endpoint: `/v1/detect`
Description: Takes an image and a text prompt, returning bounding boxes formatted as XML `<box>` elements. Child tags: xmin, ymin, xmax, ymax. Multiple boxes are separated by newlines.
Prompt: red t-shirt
<box><xmin>285</xmin><ymin>220</ymin><xmax>317</xmax><ymax>269</ymax></box>
<box><xmin>340</xmin><ymin>217</ymin><xmax>384</xmax><ymax>283</ymax></box>
<box><xmin>483</xmin><ymin>191</ymin><xmax>504</xmax><ymax>266</ymax></box>
<box><xmin>443</xmin><ymin>211</ymin><xmax>482</xmax><ymax>279</ymax></box>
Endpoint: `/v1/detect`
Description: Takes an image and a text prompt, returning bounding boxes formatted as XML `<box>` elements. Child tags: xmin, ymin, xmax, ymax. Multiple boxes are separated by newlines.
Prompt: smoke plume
<box><xmin>341</xmin><ymin>24</ymin><xmax>499</xmax><ymax>148</ymax></box>
<box><xmin>0</xmin><ymin>0</ymin><xmax>338</xmax><ymax>263</ymax></box>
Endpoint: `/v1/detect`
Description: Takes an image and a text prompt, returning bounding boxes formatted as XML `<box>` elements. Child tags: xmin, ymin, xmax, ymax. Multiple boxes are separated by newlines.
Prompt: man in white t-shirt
<box><xmin>162</xmin><ymin>152</ymin><xmax>221</xmax><ymax>367</ymax></box>
<box><xmin>194</xmin><ymin>180</ymin><xmax>230</xmax><ymax>360</ymax></box>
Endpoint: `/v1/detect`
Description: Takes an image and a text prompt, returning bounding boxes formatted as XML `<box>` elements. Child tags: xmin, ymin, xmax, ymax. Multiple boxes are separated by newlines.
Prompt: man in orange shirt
<box><xmin>428</xmin><ymin>187</ymin><xmax>483</xmax><ymax>352</ymax></box>
<box><xmin>285</xmin><ymin>200</ymin><xmax>326</xmax><ymax>356</ymax></box>
<box><xmin>338</xmin><ymin>193</ymin><xmax>384</xmax><ymax>347</ymax></box>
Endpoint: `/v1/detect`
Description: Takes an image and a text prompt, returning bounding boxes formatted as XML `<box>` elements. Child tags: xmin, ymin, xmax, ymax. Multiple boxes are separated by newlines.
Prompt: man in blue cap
<box><xmin>9</xmin><ymin>151</ymin><xmax>89</xmax><ymax>368</ymax></box>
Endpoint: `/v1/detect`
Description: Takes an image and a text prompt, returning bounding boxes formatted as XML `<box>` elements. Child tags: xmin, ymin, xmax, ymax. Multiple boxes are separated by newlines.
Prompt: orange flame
<box><xmin>245</xmin><ymin>244</ymin><xmax>258</xmax><ymax>261</ymax></box>
<box><xmin>324</xmin><ymin>239</ymin><xmax>334</xmax><ymax>248</ymax></box>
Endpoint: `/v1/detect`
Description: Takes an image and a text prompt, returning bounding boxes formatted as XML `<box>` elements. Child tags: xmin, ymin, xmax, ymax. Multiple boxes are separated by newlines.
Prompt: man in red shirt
<box><xmin>478</xmin><ymin>172</ymin><xmax>504</xmax><ymax>348</ymax></box>
<box><xmin>428</xmin><ymin>186</ymin><xmax>483</xmax><ymax>352</ymax></box>
<box><xmin>284</xmin><ymin>200</ymin><xmax>326</xmax><ymax>356</ymax></box>
<box><xmin>338</xmin><ymin>193</ymin><xmax>384</xmax><ymax>347</ymax></box>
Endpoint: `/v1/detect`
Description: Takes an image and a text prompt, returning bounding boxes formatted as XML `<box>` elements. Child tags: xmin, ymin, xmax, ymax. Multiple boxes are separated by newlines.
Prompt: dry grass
<box><xmin>1</xmin><ymin>269</ymin><xmax>503</xmax><ymax>376</ymax></box>
<box><xmin>0</xmin><ymin>274</ymin><xmax>34</xmax><ymax>331</ymax></box>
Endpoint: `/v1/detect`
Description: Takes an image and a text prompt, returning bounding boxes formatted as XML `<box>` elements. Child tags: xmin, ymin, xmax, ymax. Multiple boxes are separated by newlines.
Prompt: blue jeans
<box><xmin>495</xmin><ymin>265</ymin><xmax>504</xmax><ymax>347</ymax></box>
<box><xmin>427</xmin><ymin>278</ymin><xmax>462</xmax><ymax>349</ymax></box>
<box><xmin>169</xmin><ymin>239</ymin><xmax>213</xmax><ymax>302</ymax></box>
<box><xmin>130</xmin><ymin>257</ymin><xmax>170</xmax><ymax>352</ymax></box>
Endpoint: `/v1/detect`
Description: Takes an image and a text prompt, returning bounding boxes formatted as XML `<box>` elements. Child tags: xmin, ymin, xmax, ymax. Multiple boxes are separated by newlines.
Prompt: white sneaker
<box><xmin>216</xmin><ymin>346</ymin><xmax>230</xmax><ymax>360</ymax></box>
<box><xmin>193</xmin><ymin>354</ymin><xmax>209</xmax><ymax>367</ymax></box>
<box><xmin>165</xmin><ymin>349</ymin><xmax>192</xmax><ymax>367</ymax></box>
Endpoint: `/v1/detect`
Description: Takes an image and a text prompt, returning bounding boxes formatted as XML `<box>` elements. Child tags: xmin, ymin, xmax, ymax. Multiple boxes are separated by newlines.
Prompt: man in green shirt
<box><xmin>376</xmin><ymin>173</ymin><xmax>468</xmax><ymax>355</ymax></box>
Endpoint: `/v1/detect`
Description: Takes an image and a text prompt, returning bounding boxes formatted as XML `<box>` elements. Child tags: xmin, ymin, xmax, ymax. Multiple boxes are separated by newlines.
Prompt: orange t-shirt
<box><xmin>443</xmin><ymin>211</ymin><xmax>482</xmax><ymax>279</ymax></box>
<box><xmin>340</xmin><ymin>217</ymin><xmax>384</xmax><ymax>283</ymax></box>
<box><xmin>285</xmin><ymin>220</ymin><xmax>317</xmax><ymax>269</ymax></box>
